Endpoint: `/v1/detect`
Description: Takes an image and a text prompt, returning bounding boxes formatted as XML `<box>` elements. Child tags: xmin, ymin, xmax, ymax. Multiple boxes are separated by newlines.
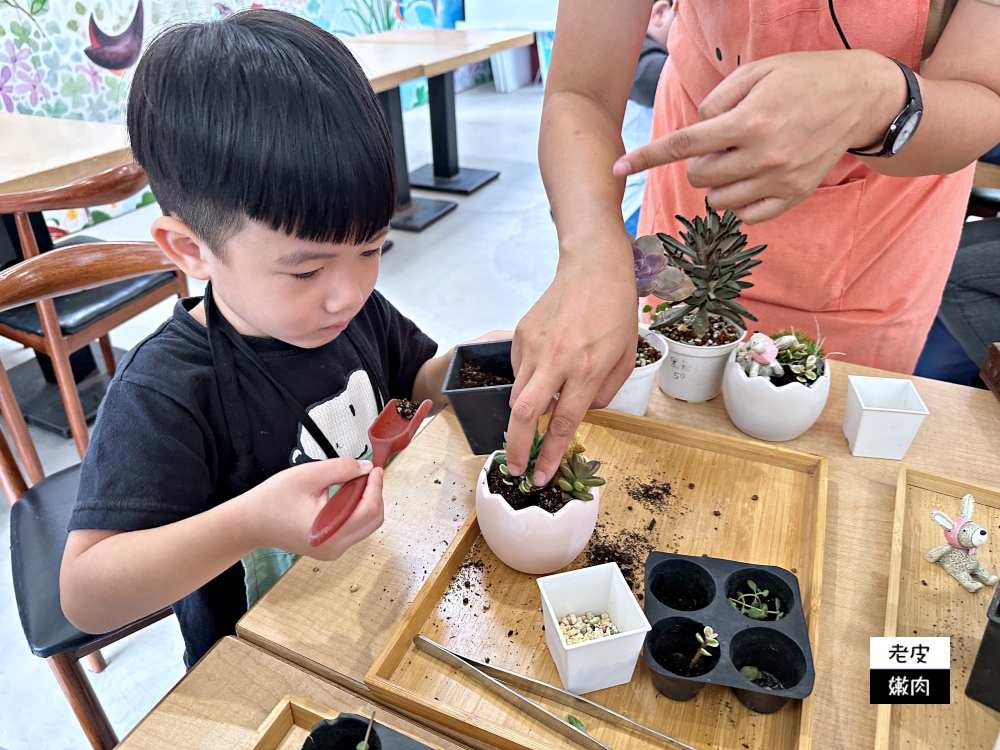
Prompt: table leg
<box><xmin>377</xmin><ymin>87</ymin><xmax>456</xmax><ymax>232</ymax></box>
<box><xmin>408</xmin><ymin>72</ymin><xmax>500</xmax><ymax>195</ymax></box>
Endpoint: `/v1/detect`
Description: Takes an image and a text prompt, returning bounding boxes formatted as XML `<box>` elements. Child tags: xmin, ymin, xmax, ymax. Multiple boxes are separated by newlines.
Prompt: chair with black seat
<box><xmin>4</xmin><ymin>241</ymin><xmax>178</xmax><ymax>750</ymax></box>
<box><xmin>0</xmin><ymin>162</ymin><xmax>187</xmax><ymax>460</ymax></box>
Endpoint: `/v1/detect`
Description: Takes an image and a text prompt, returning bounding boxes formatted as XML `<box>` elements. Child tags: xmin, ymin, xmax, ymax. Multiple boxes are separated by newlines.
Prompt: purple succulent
<box><xmin>633</xmin><ymin>234</ymin><xmax>695</xmax><ymax>301</ymax></box>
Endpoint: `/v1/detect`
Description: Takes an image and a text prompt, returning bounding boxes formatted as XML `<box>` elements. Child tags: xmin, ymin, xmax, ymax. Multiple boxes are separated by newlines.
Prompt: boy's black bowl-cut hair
<box><xmin>127</xmin><ymin>9</ymin><xmax>395</xmax><ymax>255</ymax></box>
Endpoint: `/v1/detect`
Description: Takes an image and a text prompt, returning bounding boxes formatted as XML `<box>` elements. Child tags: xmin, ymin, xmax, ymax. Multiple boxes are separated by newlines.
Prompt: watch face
<box><xmin>892</xmin><ymin>110</ymin><xmax>922</xmax><ymax>154</ymax></box>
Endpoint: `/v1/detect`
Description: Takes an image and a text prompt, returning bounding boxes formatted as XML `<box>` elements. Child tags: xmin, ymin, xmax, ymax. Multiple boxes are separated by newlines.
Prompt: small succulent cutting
<box><xmin>735</xmin><ymin>330</ymin><xmax>827</xmax><ymax>387</ymax></box>
<box><xmin>688</xmin><ymin>625</ymin><xmax>719</xmax><ymax>675</ymax></box>
<box><xmin>728</xmin><ymin>579</ymin><xmax>785</xmax><ymax>620</ymax></box>
<box><xmin>639</xmin><ymin>199</ymin><xmax>766</xmax><ymax>339</ymax></box>
<box><xmin>555</xmin><ymin>453</ymin><xmax>606</xmax><ymax>502</ymax></box>
<box><xmin>494</xmin><ymin>430</ymin><xmax>604</xmax><ymax>502</ymax></box>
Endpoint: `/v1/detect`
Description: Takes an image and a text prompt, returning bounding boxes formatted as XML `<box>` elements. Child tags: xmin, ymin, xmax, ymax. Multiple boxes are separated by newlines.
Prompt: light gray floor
<box><xmin>0</xmin><ymin>83</ymin><xmax>556</xmax><ymax>749</ymax></box>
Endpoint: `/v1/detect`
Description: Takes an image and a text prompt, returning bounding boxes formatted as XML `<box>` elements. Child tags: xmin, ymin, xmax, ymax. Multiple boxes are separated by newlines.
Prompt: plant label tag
<box><xmin>870</xmin><ymin>637</ymin><xmax>950</xmax><ymax>704</ymax></box>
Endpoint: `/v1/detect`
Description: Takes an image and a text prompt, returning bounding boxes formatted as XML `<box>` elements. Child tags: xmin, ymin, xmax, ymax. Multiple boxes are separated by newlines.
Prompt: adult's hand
<box><xmin>612</xmin><ymin>50</ymin><xmax>907</xmax><ymax>224</ymax></box>
<box><xmin>506</xmin><ymin>252</ymin><xmax>637</xmax><ymax>486</ymax></box>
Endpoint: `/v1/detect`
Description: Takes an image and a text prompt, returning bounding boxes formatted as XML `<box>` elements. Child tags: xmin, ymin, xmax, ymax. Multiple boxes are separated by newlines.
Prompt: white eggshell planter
<box><xmin>537</xmin><ymin>563</ymin><xmax>651</xmax><ymax>694</ymax></box>
<box><xmin>606</xmin><ymin>327</ymin><xmax>669</xmax><ymax>416</ymax></box>
<box><xmin>476</xmin><ymin>451</ymin><xmax>600</xmax><ymax>575</ymax></box>
<box><xmin>842</xmin><ymin>375</ymin><xmax>929</xmax><ymax>460</ymax></box>
<box><xmin>658</xmin><ymin>327</ymin><xmax>746</xmax><ymax>403</ymax></box>
<box><xmin>722</xmin><ymin>353</ymin><xmax>831</xmax><ymax>441</ymax></box>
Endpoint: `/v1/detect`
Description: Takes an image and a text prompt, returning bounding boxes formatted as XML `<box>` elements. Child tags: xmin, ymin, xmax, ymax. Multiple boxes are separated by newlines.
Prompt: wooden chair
<box><xmin>4</xmin><ymin>241</ymin><xmax>178</xmax><ymax>749</ymax></box>
<box><xmin>0</xmin><ymin>163</ymin><xmax>187</xmax><ymax>460</ymax></box>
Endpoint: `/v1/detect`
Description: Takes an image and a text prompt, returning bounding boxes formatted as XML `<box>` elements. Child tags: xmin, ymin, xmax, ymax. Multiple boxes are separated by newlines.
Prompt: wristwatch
<box><xmin>847</xmin><ymin>58</ymin><xmax>922</xmax><ymax>158</ymax></box>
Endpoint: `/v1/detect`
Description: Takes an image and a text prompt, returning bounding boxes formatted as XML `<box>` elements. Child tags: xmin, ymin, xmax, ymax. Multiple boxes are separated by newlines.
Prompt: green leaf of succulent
<box><xmin>739</xmin><ymin>665</ymin><xmax>761</xmax><ymax>682</ymax></box>
<box><xmin>695</xmin><ymin>632</ymin><xmax>704</xmax><ymax>645</ymax></box>
<box><xmin>759</xmin><ymin>590</ymin><xmax>769</xmax><ymax>598</ymax></box>
<box><xmin>580</xmin><ymin>477</ymin><xmax>605</xmax><ymax>487</ymax></box>
<box><xmin>571</xmin><ymin>490</ymin><xmax>595</xmax><ymax>501</ymax></box>
<box><xmin>573</xmin><ymin>480</ymin><xmax>585</xmax><ymax>492</ymax></box>
<box><xmin>748</xmin><ymin>581</ymin><xmax>758</xmax><ymax>592</ymax></box>
<box><xmin>700</xmin><ymin>648</ymin><xmax>711</xmax><ymax>657</ymax></box>
<box><xmin>567</xmin><ymin>715</ymin><xmax>587</xmax><ymax>734</ymax></box>
<box><xmin>557</xmin><ymin>478</ymin><xmax>573</xmax><ymax>492</ymax></box>
<box><xmin>559</xmin><ymin>463</ymin><xmax>575</xmax><ymax>481</ymax></box>
<box><xmin>749</xmin><ymin>607</ymin><xmax>767</xmax><ymax>619</ymax></box>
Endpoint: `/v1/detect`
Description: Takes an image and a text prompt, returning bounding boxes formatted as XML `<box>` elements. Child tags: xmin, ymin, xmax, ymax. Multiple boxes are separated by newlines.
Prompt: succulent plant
<box><xmin>728</xmin><ymin>579</ymin><xmax>785</xmax><ymax>620</ymax></box>
<box><xmin>633</xmin><ymin>235</ymin><xmax>696</xmax><ymax>300</ymax></box>
<box><xmin>774</xmin><ymin>330</ymin><xmax>826</xmax><ymax>385</ymax></box>
<box><xmin>495</xmin><ymin>430</ymin><xmax>544</xmax><ymax>494</ymax></box>
<box><xmin>554</xmin><ymin>452</ymin><xmax>605</xmax><ymax>502</ymax></box>
<box><xmin>645</xmin><ymin>199</ymin><xmax>766</xmax><ymax>339</ymax></box>
<box><xmin>736</xmin><ymin>330</ymin><xmax>827</xmax><ymax>387</ymax></box>
<box><xmin>688</xmin><ymin>625</ymin><xmax>720</xmax><ymax>674</ymax></box>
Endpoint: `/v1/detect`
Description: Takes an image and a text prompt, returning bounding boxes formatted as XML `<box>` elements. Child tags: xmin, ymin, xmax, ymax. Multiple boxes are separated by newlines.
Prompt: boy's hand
<box><xmin>244</xmin><ymin>458</ymin><xmax>384</xmax><ymax>561</ymax></box>
<box><xmin>465</xmin><ymin>329</ymin><xmax>514</xmax><ymax>344</ymax></box>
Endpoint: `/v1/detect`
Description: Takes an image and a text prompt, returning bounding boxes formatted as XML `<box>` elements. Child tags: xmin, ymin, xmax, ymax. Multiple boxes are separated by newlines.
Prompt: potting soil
<box><xmin>486</xmin><ymin>461</ymin><xmax>568</xmax><ymax>513</ymax></box>
<box><xmin>657</xmin><ymin>313</ymin><xmax>741</xmax><ymax>346</ymax></box>
<box><xmin>458</xmin><ymin>361</ymin><xmax>514</xmax><ymax>388</ymax></box>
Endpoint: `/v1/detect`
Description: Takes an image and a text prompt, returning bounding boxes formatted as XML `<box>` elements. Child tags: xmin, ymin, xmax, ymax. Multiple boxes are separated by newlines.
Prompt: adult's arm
<box><xmin>505</xmin><ymin>0</ymin><xmax>652</xmax><ymax>484</ymax></box>
<box><xmin>613</xmin><ymin>0</ymin><xmax>1000</xmax><ymax>224</ymax></box>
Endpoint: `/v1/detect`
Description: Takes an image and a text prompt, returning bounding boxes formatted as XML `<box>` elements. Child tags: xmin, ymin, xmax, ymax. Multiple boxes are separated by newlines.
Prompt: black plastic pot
<box><xmin>966</xmin><ymin>583</ymin><xmax>1000</xmax><ymax>710</ymax></box>
<box><xmin>304</xmin><ymin>713</ymin><xmax>431</xmax><ymax>750</ymax></box>
<box><xmin>441</xmin><ymin>339</ymin><xmax>514</xmax><ymax>455</ymax></box>
<box><xmin>642</xmin><ymin>552</ymin><xmax>815</xmax><ymax>714</ymax></box>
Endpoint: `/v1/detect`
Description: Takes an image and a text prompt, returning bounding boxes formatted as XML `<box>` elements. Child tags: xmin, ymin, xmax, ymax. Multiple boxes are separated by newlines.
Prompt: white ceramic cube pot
<box><xmin>476</xmin><ymin>451</ymin><xmax>600</xmax><ymax>575</ymax></box>
<box><xmin>537</xmin><ymin>563</ymin><xmax>651</xmax><ymax>694</ymax></box>
<box><xmin>657</xmin><ymin>327</ymin><xmax>746</xmax><ymax>403</ymax></box>
<box><xmin>842</xmin><ymin>376</ymin><xmax>929</xmax><ymax>459</ymax></box>
<box><xmin>722</xmin><ymin>354</ymin><xmax>831</xmax><ymax>441</ymax></box>
<box><xmin>606</xmin><ymin>327</ymin><xmax>669</xmax><ymax>416</ymax></box>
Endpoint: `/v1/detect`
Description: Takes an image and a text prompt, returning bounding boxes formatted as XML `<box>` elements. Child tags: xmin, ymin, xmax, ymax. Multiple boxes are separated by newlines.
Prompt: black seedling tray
<box><xmin>642</xmin><ymin>551</ymin><xmax>815</xmax><ymax>713</ymax></box>
<box><xmin>303</xmin><ymin>713</ymin><xmax>433</xmax><ymax>750</ymax></box>
<box><xmin>965</xmin><ymin>582</ymin><xmax>1000</xmax><ymax>710</ymax></box>
<box><xmin>441</xmin><ymin>340</ymin><xmax>514</xmax><ymax>455</ymax></box>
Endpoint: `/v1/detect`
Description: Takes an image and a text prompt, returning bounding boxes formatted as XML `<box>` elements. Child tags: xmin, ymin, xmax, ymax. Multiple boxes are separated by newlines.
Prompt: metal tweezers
<box><xmin>414</xmin><ymin>635</ymin><xmax>698</xmax><ymax>750</ymax></box>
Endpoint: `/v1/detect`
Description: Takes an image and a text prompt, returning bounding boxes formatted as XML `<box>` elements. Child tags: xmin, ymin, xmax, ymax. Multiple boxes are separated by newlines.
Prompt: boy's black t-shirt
<box><xmin>68</xmin><ymin>291</ymin><xmax>437</xmax><ymax>667</ymax></box>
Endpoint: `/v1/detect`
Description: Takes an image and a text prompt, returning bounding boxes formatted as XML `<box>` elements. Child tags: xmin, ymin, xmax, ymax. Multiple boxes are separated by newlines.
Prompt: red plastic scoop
<box><xmin>308</xmin><ymin>398</ymin><xmax>433</xmax><ymax>547</ymax></box>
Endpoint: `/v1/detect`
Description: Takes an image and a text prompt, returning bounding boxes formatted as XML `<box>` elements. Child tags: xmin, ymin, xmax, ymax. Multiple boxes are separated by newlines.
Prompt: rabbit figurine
<box><xmin>925</xmin><ymin>494</ymin><xmax>999</xmax><ymax>593</ymax></box>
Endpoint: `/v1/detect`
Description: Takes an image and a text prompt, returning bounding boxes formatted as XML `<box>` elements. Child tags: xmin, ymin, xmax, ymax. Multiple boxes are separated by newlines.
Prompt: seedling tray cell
<box><xmin>365</xmin><ymin>410</ymin><xmax>828</xmax><ymax>750</ymax></box>
<box><xmin>642</xmin><ymin>552</ymin><xmax>815</xmax><ymax>713</ymax></box>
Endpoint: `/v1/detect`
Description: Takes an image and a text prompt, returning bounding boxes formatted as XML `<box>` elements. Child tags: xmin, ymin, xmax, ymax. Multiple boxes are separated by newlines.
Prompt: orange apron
<box><xmin>638</xmin><ymin>0</ymin><xmax>974</xmax><ymax>373</ymax></box>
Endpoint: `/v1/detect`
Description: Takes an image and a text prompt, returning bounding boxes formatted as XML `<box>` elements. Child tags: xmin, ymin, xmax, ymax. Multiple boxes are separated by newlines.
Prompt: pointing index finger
<box><xmin>612</xmin><ymin>114</ymin><xmax>739</xmax><ymax>177</ymax></box>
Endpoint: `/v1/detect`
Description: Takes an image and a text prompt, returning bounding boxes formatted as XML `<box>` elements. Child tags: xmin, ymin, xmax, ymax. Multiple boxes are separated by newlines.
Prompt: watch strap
<box><xmin>847</xmin><ymin>58</ymin><xmax>921</xmax><ymax>158</ymax></box>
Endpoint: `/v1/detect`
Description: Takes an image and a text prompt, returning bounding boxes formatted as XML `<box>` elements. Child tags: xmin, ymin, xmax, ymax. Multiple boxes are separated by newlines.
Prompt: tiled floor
<box><xmin>0</xmin><ymin>82</ymin><xmax>555</xmax><ymax>749</ymax></box>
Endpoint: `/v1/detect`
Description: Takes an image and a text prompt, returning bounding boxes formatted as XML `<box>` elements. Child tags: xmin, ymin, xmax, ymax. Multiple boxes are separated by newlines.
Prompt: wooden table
<box><xmin>0</xmin><ymin>113</ymin><xmax>130</xmax><ymax>194</ymax></box>
<box><xmin>353</xmin><ymin>29</ymin><xmax>534</xmax><ymax>55</ymax></box>
<box><xmin>350</xmin><ymin>30</ymin><xmax>535</xmax><ymax>199</ymax></box>
<box><xmin>118</xmin><ymin>637</ymin><xmax>470</xmax><ymax>749</ymax></box>
<box><xmin>238</xmin><ymin>361</ymin><xmax>1000</xmax><ymax>750</ymax></box>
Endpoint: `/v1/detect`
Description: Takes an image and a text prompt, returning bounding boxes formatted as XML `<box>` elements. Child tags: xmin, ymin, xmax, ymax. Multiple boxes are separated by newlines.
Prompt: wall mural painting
<box><xmin>0</xmin><ymin>0</ymin><xmax>487</xmax><ymax>233</ymax></box>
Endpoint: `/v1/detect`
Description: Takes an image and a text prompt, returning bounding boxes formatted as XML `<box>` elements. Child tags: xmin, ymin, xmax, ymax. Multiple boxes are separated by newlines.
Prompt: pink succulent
<box><xmin>15</xmin><ymin>69</ymin><xmax>49</xmax><ymax>107</ymax></box>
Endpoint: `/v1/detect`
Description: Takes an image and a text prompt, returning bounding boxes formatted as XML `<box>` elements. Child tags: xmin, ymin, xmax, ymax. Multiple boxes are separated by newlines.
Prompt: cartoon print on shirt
<box><xmin>289</xmin><ymin>369</ymin><xmax>378</xmax><ymax>464</ymax></box>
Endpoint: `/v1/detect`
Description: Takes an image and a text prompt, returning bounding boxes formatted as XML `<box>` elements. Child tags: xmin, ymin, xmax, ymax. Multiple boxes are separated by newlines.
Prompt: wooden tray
<box><xmin>366</xmin><ymin>410</ymin><xmax>828</xmax><ymax>750</ymax></box>
<box><xmin>244</xmin><ymin>695</ymin><xmax>336</xmax><ymax>750</ymax></box>
<box><xmin>875</xmin><ymin>468</ymin><xmax>1000</xmax><ymax>750</ymax></box>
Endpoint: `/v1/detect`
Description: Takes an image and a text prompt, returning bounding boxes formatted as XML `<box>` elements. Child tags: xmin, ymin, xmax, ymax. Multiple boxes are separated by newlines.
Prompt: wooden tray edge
<box><xmin>583</xmin><ymin>409</ymin><xmax>827</xmax><ymax>474</ymax></box>
<box><xmin>796</xmin><ymin>454</ymin><xmax>829</xmax><ymax>750</ymax></box>
<box><xmin>874</xmin><ymin>466</ymin><xmax>1000</xmax><ymax>750</ymax></box>
<box><xmin>243</xmin><ymin>694</ymin><xmax>336</xmax><ymax>750</ymax></box>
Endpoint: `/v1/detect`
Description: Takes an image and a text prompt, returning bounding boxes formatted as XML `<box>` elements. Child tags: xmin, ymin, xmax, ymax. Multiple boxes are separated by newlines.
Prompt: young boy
<box><xmin>59</xmin><ymin>10</ymin><xmax>486</xmax><ymax>668</ymax></box>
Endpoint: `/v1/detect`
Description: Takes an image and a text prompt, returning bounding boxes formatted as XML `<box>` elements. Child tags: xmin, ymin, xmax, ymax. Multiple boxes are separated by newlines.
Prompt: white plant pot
<box><xmin>537</xmin><ymin>563</ymin><xmax>651</xmax><ymax>694</ymax></box>
<box><xmin>657</xmin><ymin>327</ymin><xmax>746</xmax><ymax>403</ymax></box>
<box><xmin>476</xmin><ymin>451</ymin><xmax>600</xmax><ymax>575</ymax></box>
<box><xmin>842</xmin><ymin>376</ymin><xmax>929</xmax><ymax>459</ymax></box>
<box><xmin>606</xmin><ymin>327</ymin><xmax>669</xmax><ymax>416</ymax></box>
<box><xmin>722</xmin><ymin>354</ymin><xmax>831</xmax><ymax>441</ymax></box>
